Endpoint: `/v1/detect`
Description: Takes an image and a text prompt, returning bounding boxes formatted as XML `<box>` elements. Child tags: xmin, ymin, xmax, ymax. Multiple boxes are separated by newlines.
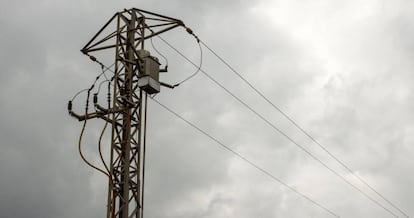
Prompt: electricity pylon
<box><xmin>68</xmin><ymin>8</ymin><xmax>183</xmax><ymax>218</ymax></box>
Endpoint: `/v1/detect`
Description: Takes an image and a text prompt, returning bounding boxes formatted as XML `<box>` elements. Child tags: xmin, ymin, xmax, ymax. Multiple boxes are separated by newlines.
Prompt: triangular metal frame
<box><xmin>82</xmin><ymin>8</ymin><xmax>184</xmax><ymax>54</ymax></box>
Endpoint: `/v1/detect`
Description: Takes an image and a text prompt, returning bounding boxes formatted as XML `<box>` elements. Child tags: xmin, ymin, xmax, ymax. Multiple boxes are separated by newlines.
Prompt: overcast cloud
<box><xmin>0</xmin><ymin>0</ymin><xmax>413</xmax><ymax>218</ymax></box>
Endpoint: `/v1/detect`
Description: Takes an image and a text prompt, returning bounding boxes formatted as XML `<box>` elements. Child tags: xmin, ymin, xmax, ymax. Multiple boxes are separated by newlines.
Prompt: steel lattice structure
<box><xmin>72</xmin><ymin>8</ymin><xmax>183</xmax><ymax>218</ymax></box>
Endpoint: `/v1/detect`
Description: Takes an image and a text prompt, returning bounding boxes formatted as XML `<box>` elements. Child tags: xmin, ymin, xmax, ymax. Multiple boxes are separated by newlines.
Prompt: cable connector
<box><xmin>89</xmin><ymin>84</ymin><xmax>95</xmax><ymax>91</ymax></box>
<box><xmin>93</xmin><ymin>93</ymin><xmax>98</xmax><ymax>104</ymax></box>
<box><xmin>68</xmin><ymin>100</ymin><xmax>73</xmax><ymax>111</ymax></box>
<box><xmin>184</xmin><ymin>26</ymin><xmax>200</xmax><ymax>43</ymax></box>
<box><xmin>89</xmin><ymin>55</ymin><xmax>97</xmax><ymax>62</ymax></box>
<box><xmin>160</xmin><ymin>65</ymin><xmax>168</xmax><ymax>73</ymax></box>
<box><xmin>186</xmin><ymin>27</ymin><xmax>193</xmax><ymax>35</ymax></box>
<box><xmin>160</xmin><ymin>82</ymin><xmax>178</xmax><ymax>89</ymax></box>
<box><xmin>68</xmin><ymin>100</ymin><xmax>83</xmax><ymax>121</ymax></box>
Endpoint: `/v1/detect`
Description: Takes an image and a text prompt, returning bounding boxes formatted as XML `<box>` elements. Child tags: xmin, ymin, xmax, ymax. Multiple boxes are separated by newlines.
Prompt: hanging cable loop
<box><xmin>172</xmin><ymin>29</ymin><xmax>203</xmax><ymax>86</ymax></box>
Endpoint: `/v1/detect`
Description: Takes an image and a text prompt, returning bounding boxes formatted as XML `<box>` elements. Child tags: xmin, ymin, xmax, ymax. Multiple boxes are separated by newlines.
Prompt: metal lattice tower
<box><xmin>69</xmin><ymin>8</ymin><xmax>183</xmax><ymax>218</ymax></box>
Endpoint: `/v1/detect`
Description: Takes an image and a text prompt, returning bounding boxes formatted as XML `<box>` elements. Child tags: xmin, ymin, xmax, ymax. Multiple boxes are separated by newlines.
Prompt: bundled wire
<box><xmin>78</xmin><ymin>87</ymin><xmax>109</xmax><ymax>177</ymax></box>
<box><xmin>96</xmin><ymin>80</ymin><xmax>112</xmax><ymax>174</ymax></box>
<box><xmin>70</xmin><ymin>64</ymin><xmax>115</xmax><ymax>178</ymax></box>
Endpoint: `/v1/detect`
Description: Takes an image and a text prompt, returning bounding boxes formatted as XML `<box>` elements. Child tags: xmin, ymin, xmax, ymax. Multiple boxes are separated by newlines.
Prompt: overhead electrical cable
<box><xmin>78</xmin><ymin>88</ymin><xmax>110</xmax><ymax>177</ymax></box>
<box><xmin>100</xmin><ymin>62</ymin><xmax>115</xmax><ymax>82</ymax></box>
<box><xmin>150</xmin><ymin>37</ymin><xmax>169</xmax><ymax>68</ymax></box>
<box><xmin>199</xmin><ymin>39</ymin><xmax>410</xmax><ymax>218</ymax></box>
<box><xmin>157</xmin><ymin>36</ymin><xmax>400</xmax><ymax>218</ymax></box>
<box><xmin>98</xmin><ymin>117</ymin><xmax>110</xmax><ymax>173</ymax></box>
<box><xmin>70</xmin><ymin>64</ymin><xmax>115</xmax><ymax>103</ymax></box>
<box><xmin>71</xmin><ymin>88</ymin><xmax>89</xmax><ymax>102</ymax></box>
<box><xmin>96</xmin><ymin>80</ymin><xmax>112</xmax><ymax>175</ymax></box>
<box><xmin>73</xmin><ymin>64</ymin><xmax>115</xmax><ymax>178</ymax></box>
<box><xmin>174</xmin><ymin>40</ymin><xmax>203</xmax><ymax>86</ymax></box>
<box><xmin>84</xmin><ymin>53</ymin><xmax>116</xmax><ymax>81</ymax></box>
<box><xmin>150</xmin><ymin>96</ymin><xmax>340</xmax><ymax>218</ymax></box>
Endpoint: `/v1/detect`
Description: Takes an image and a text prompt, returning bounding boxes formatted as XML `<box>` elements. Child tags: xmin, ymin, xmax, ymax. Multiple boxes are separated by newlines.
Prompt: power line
<box><xmin>150</xmin><ymin>37</ymin><xmax>169</xmax><ymax>68</ymax></box>
<box><xmin>174</xmin><ymin>41</ymin><xmax>203</xmax><ymax>86</ymax></box>
<box><xmin>77</xmin><ymin>88</ymin><xmax>110</xmax><ymax>178</ymax></box>
<box><xmin>73</xmin><ymin>64</ymin><xmax>115</xmax><ymax>178</ymax></box>
<box><xmin>199</xmin><ymin>40</ymin><xmax>410</xmax><ymax>218</ymax></box>
<box><xmin>96</xmin><ymin>79</ymin><xmax>112</xmax><ymax>175</ymax></box>
<box><xmin>150</xmin><ymin>97</ymin><xmax>340</xmax><ymax>218</ymax></box>
<box><xmin>157</xmin><ymin>36</ymin><xmax>400</xmax><ymax>218</ymax></box>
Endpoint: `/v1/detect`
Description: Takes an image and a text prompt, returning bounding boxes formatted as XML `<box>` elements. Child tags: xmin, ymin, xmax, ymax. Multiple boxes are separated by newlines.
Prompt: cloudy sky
<box><xmin>0</xmin><ymin>0</ymin><xmax>413</xmax><ymax>217</ymax></box>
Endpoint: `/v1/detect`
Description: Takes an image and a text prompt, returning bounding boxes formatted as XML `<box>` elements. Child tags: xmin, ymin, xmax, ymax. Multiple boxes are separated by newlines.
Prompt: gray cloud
<box><xmin>0</xmin><ymin>0</ymin><xmax>413</xmax><ymax>218</ymax></box>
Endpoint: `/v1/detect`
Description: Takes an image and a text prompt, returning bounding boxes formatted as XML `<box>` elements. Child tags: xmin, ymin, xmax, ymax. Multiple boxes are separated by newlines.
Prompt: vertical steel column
<box><xmin>106</xmin><ymin>13</ymin><xmax>121</xmax><ymax>218</ymax></box>
<box><xmin>107</xmin><ymin>10</ymin><xmax>142</xmax><ymax>218</ymax></box>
